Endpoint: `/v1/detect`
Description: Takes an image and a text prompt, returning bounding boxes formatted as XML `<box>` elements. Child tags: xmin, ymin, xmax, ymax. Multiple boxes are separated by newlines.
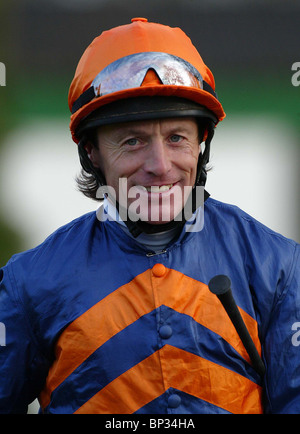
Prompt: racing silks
<box><xmin>0</xmin><ymin>198</ymin><xmax>299</xmax><ymax>413</ymax></box>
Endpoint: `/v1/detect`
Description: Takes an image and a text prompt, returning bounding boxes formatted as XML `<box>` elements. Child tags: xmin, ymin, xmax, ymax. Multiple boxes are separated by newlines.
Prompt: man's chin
<box><xmin>129</xmin><ymin>206</ymin><xmax>184</xmax><ymax>225</ymax></box>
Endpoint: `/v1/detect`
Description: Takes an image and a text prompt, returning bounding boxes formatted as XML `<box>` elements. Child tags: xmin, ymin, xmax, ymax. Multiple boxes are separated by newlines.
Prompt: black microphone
<box><xmin>208</xmin><ymin>275</ymin><xmax>265</xmax><ymax>378</ymax></box>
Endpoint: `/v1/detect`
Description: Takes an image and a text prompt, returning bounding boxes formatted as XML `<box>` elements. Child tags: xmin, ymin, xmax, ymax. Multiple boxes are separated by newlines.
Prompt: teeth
<box><xmin>158</xmin><ymin>185</ymin><xmax>172</xmax><ymax>192</ymax></box>
<box><xmin>145</xmin><ymin>184</ymin><xmax>173</xmax><ymax>192</ymax></box>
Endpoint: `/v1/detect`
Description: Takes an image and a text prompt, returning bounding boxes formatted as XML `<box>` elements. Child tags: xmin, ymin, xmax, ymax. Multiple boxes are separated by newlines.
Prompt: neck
<box><xmin>99</xmin><ymin>197</ymin><xmax>183</xmax><ymax>252</ymax></box>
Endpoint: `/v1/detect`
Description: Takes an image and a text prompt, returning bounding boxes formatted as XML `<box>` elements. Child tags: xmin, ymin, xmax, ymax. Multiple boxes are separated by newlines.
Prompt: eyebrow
<box><xmin>110</xmin><ymin>124</ymin><xmax>195</xmax><ymax>141</ymax></box>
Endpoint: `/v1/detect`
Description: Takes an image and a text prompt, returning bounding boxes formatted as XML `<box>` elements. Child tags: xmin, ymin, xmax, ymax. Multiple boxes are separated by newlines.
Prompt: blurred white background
<box><xmin>0</xmin><ymin>115</ymin><xmax>298</xmax><ymax>253</ymax></box>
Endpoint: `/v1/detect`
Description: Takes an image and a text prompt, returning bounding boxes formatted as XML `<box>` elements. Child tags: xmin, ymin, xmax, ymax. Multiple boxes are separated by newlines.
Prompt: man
<box><xmin>0</xmin><ymin>18</ymin><xmax>299</xmax><ymax>414</ymax></box>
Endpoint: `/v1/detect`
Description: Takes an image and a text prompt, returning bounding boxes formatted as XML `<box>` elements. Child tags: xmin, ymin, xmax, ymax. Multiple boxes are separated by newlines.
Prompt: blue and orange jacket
<box><xmin>0</xmin><ymin>197</ymin><xmax>299</xmax><ymax>414</ymax></box>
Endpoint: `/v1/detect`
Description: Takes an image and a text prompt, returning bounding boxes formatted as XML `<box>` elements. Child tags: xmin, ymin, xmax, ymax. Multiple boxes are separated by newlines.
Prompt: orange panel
<box><xmin>40</xmin><ymin>267</ymin><xmax>261</xmax><ymax>411</ymax></box>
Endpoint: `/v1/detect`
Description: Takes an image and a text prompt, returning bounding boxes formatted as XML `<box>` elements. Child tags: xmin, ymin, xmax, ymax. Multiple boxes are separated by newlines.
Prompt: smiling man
<box><xmin>0</xmin><ymin>18</ymin><xmax>299</xmax><ymax>415</ymax></box>
<box><xmin>88</xmin><ymin>116</ymin><xmax>201</xmax><ymax>226</ymax></box>
<box><xmin>76</xmin><ymin>93</ymin><xmax>216</xmax><ymax>239</ymax></box>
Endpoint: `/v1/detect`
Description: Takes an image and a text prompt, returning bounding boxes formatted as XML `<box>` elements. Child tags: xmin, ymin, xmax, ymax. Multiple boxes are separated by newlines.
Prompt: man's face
<box><xmin>89</xmin><ymin>117</ymin><xmax>201</xmax><ymax>224</ymax></box>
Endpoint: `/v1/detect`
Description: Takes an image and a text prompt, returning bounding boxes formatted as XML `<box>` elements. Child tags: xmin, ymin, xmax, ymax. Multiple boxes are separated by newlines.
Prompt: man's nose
<box><xmin>144</xmin><ymin>140</ymin><xmax>172</xmax><ymax>176</ymax></box>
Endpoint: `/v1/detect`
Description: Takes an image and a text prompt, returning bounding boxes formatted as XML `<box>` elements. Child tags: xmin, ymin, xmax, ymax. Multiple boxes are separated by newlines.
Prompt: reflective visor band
<box><xmin>71</xmin><ymin>52</ymin><xmax>217</xmax><ymax>114</ymax></box>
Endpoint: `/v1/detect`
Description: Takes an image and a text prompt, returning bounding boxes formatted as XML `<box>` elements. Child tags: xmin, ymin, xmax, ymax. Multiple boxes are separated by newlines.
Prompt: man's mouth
<box><xmin>139</xmin><ymin>184</ymin><xmax>174</xmax><ymax>193</ymax></box>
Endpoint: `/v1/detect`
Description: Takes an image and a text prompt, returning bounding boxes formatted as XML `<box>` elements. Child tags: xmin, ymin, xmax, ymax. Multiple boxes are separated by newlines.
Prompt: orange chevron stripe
<box><xmin>75</xmin><ymin>350</ymin><xmax>165</xmax><ymax>414</ymax></box>
<box><xmin>75</xmin><ymin>345</ymin><xmax>262</xmax><ymax>414</ymax></box>
<box><xmin>153</xmin><ymin>268</ymin><xmax>261</xmax><ymax>361</ymax></box>
<box><xmin>40</xmin><ymin>267</ymin><xmax>261</xmax><ymax>410</ymax></box>
<box><xmin>39</xmin><ymin>271</ymin><xmax>155</xmax><ymax>408</ymax></box>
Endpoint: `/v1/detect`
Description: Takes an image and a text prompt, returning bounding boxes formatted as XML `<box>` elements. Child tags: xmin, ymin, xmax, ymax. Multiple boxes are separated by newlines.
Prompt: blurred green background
<box><xmin>0</xmin><ymin>0</ymin><xmax>299</xmax><ymax>267</ymax></box>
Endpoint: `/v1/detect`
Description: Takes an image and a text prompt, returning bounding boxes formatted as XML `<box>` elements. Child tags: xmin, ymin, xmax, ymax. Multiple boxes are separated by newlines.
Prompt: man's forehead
<box><xmin>97</xmin><ymin>116</ymin><xmax>198</xmax><ymax>136</ymax></box>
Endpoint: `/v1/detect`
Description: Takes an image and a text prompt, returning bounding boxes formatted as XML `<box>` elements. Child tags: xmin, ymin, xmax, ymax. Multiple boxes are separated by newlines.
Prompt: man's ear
<box><xmin>84</xmin><ymin>141</ymin><xmax>93</xmax><ymax>158</ymax></box>
<box><xmin>84</xmin><ymin>141</ymin><xmax>100</xmax><ymax>168</ymax></box>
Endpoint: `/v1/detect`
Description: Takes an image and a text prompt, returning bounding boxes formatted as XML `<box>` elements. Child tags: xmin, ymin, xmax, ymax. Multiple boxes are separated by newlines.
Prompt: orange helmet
<box><xmin>68</xmin><ymin>18</ymin><xmax>225</xmax><ymax>143</ymax></box>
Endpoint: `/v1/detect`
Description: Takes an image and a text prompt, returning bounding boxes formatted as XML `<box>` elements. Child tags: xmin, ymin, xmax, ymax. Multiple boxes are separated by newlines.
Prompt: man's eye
<box><xmin>170</xmin><ymin>135</ymin><xmax>182</xmax><ymax>143</ymax></box>
<box><xmin>125</xmin><ymin>138</ymin><xmax>139</xmax><ymax>146</ymax></box>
